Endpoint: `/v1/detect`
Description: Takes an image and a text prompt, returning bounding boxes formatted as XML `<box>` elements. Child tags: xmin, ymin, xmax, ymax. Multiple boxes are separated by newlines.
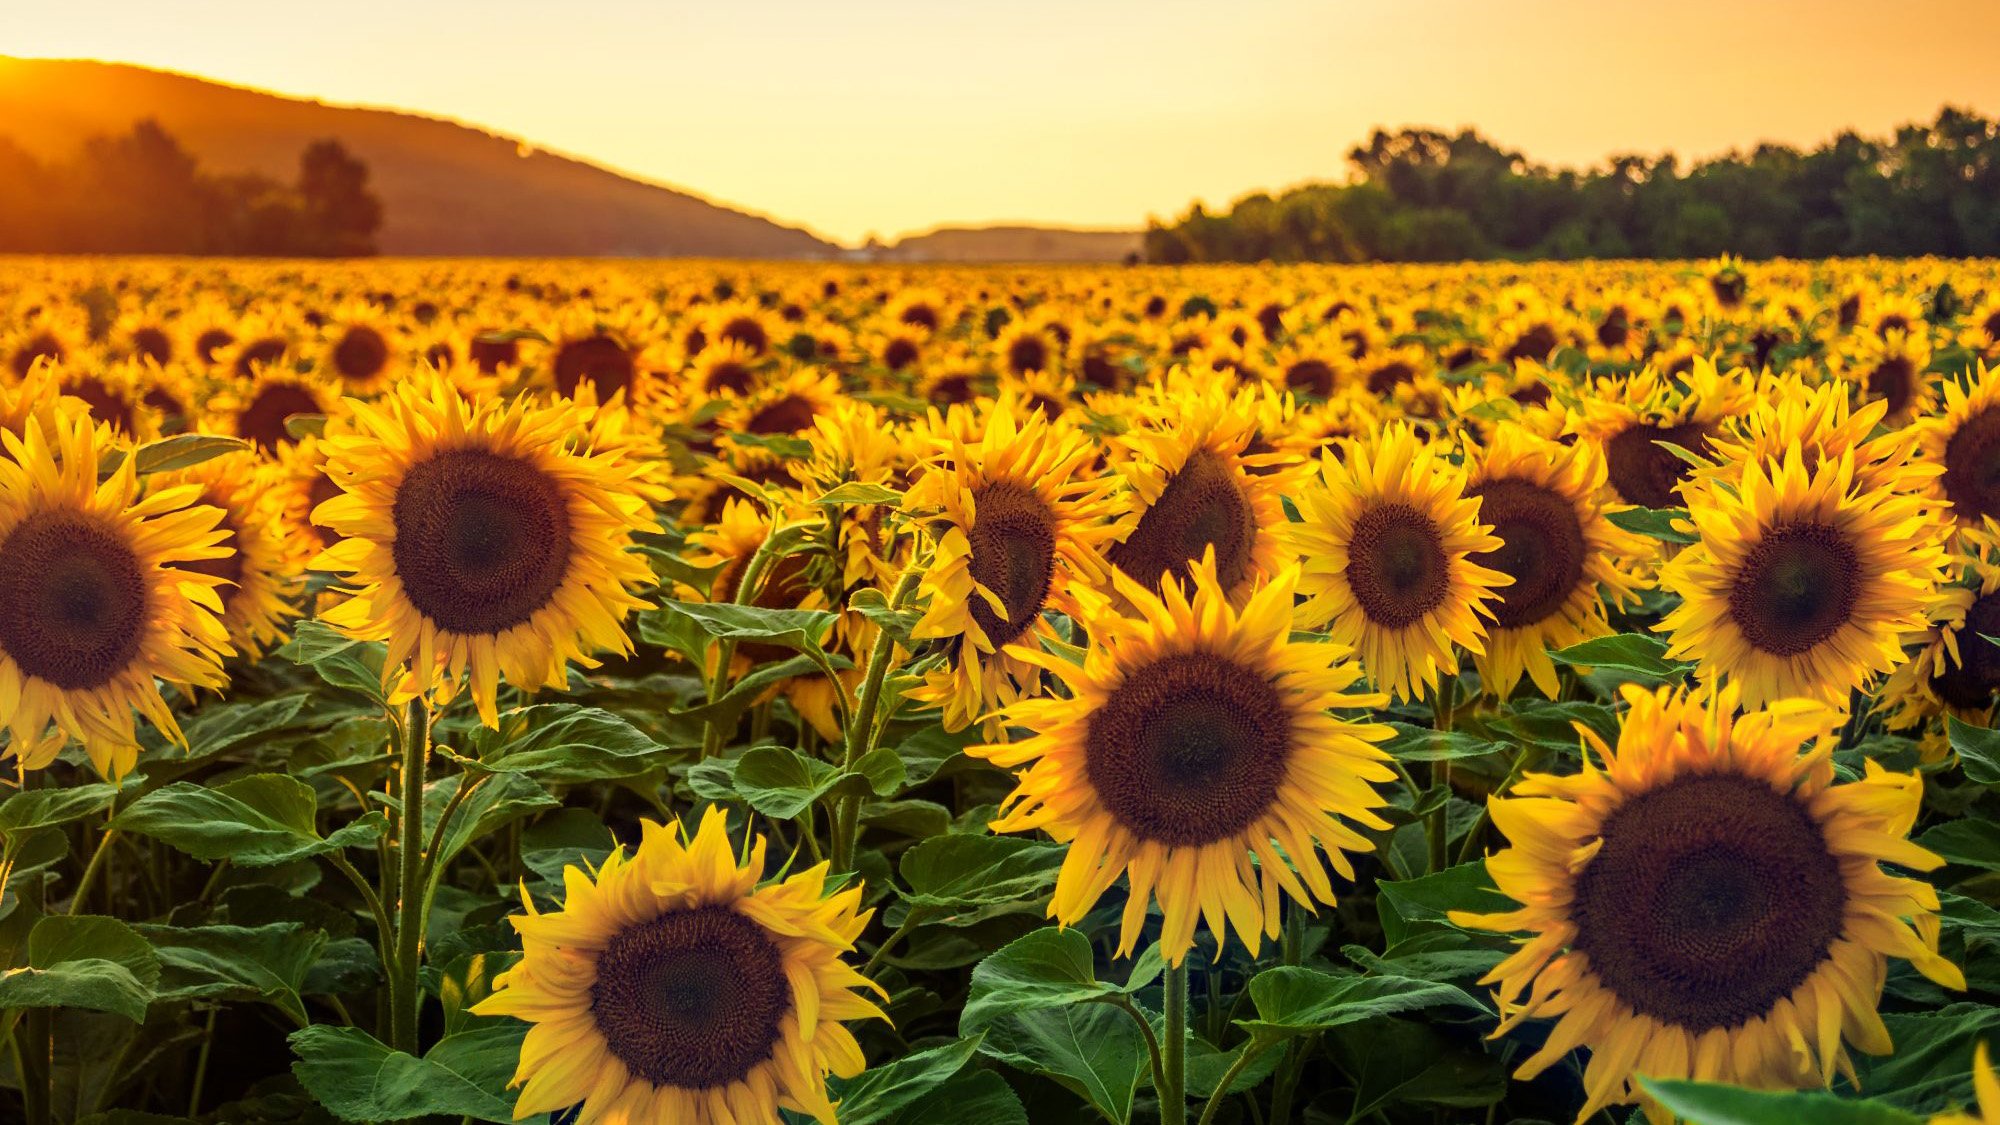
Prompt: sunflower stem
<box><xmin>1197</xmin><ymin>1036</ymin><xmax>1276</xmax><ymax>1125</ymax></box>
<box><xmin>1426</xmin><ymin>678</ymin><xmax>1458</xmax><ymax>875</ymax></box>
<box><xmin>1161</xmin><ymin>961</ymin><xmax>1189</xmax><ymax>1125</ymax></box>
<box><xmin>68</xmin><ymin>826</ymin><xmax>118</xmax><ymax>915</ymax></box>
<box><xmin>832</xmin><ymin>562</ymin><xmax>923</xmax><ymax>872</ymax></box>
<box><xmin>393</xmin><ymin>696</ymin><xmax>431</xmax><ymax>1055</ymax></box>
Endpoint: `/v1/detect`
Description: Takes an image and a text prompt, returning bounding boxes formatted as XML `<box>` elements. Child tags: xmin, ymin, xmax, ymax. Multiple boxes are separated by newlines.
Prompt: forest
<box><xmin>1144</xmin><ymin>107</ymin><xmax>2000</xmax><ymax>262</ymax></box>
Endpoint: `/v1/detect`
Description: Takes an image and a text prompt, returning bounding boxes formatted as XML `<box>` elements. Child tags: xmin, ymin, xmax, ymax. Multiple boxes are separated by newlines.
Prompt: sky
<box><xmin>8</xmin><ymin>0</ymin><xmax>2000</xmax><ymax>245</ymax></box>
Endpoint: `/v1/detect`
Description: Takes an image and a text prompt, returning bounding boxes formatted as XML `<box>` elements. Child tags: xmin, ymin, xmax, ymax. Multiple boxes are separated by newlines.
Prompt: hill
<box><xmin>880</xmin><ymin>225</ymin><xmax>1143</xmax><ymax>262</ymax></box>
<box><xmin>0</xmin><ymin>57</ymin><xmax>838</xmax><ymax>258</ymax></box>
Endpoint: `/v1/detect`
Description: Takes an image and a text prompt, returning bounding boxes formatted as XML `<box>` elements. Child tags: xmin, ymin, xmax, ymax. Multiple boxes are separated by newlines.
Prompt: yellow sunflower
<box><xmin>1878</xmin><ymin>550</ymin><xmax>2000</xmax><ymax>755</ymax></box>
<box><xmin>212</xmin><ymin>369</ymin><xmax>340</xmax><ymax>456</ymax></box>
<box><xmin>1462</xmin><ymin>423</ymin><xmax>1649</xmax><ymax>699</ymax></box>
<box><xmin>905</xmin><ymin>398</ymin><xmax>1118</xmax><ymax>731</ymax></box>
<box><xmin>971</xmin><ymin>557</ymin><xmax>1393</xmax><ymax>966</ymax></box>
<box><xmin>1286</xmin><ymin>422</ymin><xmax>1510</xmax><ymax>702</ymax></box>
<box><xmin>1836</xmin><ymin>328</ymin><xmax>1935</xmax><ymax>427</ymax></box>
<box><xmin>1659</xmin><ymin>446</ymin><xmax>1944</xmax><ymax>709</ymax></box>
<box><xmin>473</xmin><ymin>805</ymin><xmax>886</xmax><ymax>1125</ymax></box>
<box><xmin>311</xmin><ymin>373</ymin><xmax>656</xmax><ymax>725</ymax></box>
<box><xmin>153</xmin><ymin>451</ymin><xmax>303</xmax><ymax>661</ymax></box>
<box><xmin>1105</xmin><ymin>382</ymin><xmax>1295</xmax><ymax>606</ymax></box>
<box><xmin>1453</xmin><ymin>683</ymin><xmax>1963</xmax><ymax>1123</ymax></box>
<box><xmin>0</xmin><ymin>413</ymin><xmax>232</xmax><ymax>776</ymax></box>
<box><xmin>1921</xmin><ymin>362</ymin><xmax>2000</xmax><ymax>546</ymax></box>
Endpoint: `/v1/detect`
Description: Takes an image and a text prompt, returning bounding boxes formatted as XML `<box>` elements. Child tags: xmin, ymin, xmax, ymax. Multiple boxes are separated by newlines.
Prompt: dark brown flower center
<box><xmin>719</xmin><ymin>317</ymin><xmax>768</xmax><ymax>355</ymax></box>
<box><xmin>1007</xmin><ymin>335</ymin><xmax>1049</xmax><ymax>375</ymax></box>
<box><xmin>195</xmin><ymin>329</ymin><xmax>235</xmax><ymax>365</ymax></box>
<box><xmin>333</xmin><ymin>326</ymin><xmax>390</xmax><ymax>381</ymax></box>
<box><xmin>1727</xmin><ymin>522</ymin><xmax>1860</xmax><ymax>656</ymax></box>
<box><xmin>0</xmin><ymin>511</ymin><xmax>149</xmax><ymax>689</ymax></box>
<box><xmin>469</xmin><ymin>333</ymin><xmax>519</xmax><ymax>374</ymax></box>
<box><xmin>1942</xmin><ymin>405</ymin><xmax>2000</xmax><ymax>526</ymax></box>
<box><xmin>1571</xmin><ymin>773</ymin><xmax>1845</xmax><ymax>1032</ymax></box>
<box><xmin>1085</xmin><ymin>650</ymin><xmax>1291</xmax><ymax>846</ymax></box>
<box><xmin>704</xmin><ymin>361</ymin><xmax>753</xmax><ymax>396</ymax></box>
<box><xmin>10</xmin><ymin>332</ymin><xmax>63</xmax><ymax>378</ymax></box>
<box><xmin>1867</xmin><ymin>356</ymin><xmax>1917</xmax><ymax>417</ymax></box>
<box><xmin>746</xmin><ymin>394</ymin><xmax>816</xmax><ymax>436</ymax></box>
<box><xmin>236</xmin><ymin>382</ymin><xmax>322</xmax><ymax>454</ymax></box>
<box><xmin>62</xmin><ymin>377</ymin><xmax>137</xmax><ymax>436</ymax></box>
<box><xmin>1344</xmin><ymin>502</ymin><xmax>1449</xmax><ymax>629</ymax></box>
<box><xmin>1933</xmin><ymin>591</ymin><xmax>2000</xmax><ymax>710</ymax></box>
<box><xmin>1469</xmin><ymin>478</ymin><xmax>1586</xmax><ymax>630</ymax></box>
<box><xmin>1604</xmin><ymin>422</ymin><xmax>1708</xmax><ymax>509</ymax></box>
<box><xmin>390</xmin><ymin>449</ymin><xmax>572</xmax><ymax>634</ymax></box>
<box><xmin>590</xmin><ymin>905</ymin><xmax>790</xmax><ymax>1091</ymax></box>
<box><xmin>965</xmin><ymin>483</ymin><xmax>1057</xmax><ymax>648</ymax></box>
<box><xmin>883</xmin><ymin>337</ymin><xmax>920</xmax><ymax>372</ymax></box>
<box><xmin>1365</xmin><ymin>361</ymin><xmax>1415</xmax><ymax>396</ymax></box>
<box><xmin>553</xmin><ymin>335</ymin><xmax>634</xmax><ymax>400</ymax></box>
<box><xmin>131</xmin><ymin>327</ymin><xmax>173</xmax><ymax>364</ymax></box>
<box><xmin>234</xmin><ymin>337</ymin><xmax>288</xmax><ymax>379</ymax></box>
<box><xmin>1284</xmin><ymin>359</ymin><xmax>1335</xmax><ymax>399</ymax></box>
<box><xmin>1108</xmin><ymin>450</ymin><xmax>1254</xmax><ymax>596</ymax></box>
<box><xmin>1503</xmin><ymin>324</ymin><xmax>1558</xmax><ymax>363</ymax></box>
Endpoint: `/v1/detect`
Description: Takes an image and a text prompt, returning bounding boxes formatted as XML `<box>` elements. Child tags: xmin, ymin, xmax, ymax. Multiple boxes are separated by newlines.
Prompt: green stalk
<box><xmin>1161</xmin><ymin>961</ymin><xmax>1189</xmax><ymax>1125</ymax></box>
<box><xmin>831</xmin><ymin>562</ymin><xmax>923</xmax><ymax>872</ymax></box>
<box><xmin>393</xmin><ymin>696</ymin><xmax>431</xmax><ymax>1055</ymax></box>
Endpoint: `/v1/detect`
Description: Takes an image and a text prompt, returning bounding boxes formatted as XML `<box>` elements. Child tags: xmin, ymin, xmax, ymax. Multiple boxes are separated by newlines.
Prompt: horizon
<box><xmin>7</xmin><ymin>1</ymin><xmax>2000</xmax><ymax>244</ymax></box>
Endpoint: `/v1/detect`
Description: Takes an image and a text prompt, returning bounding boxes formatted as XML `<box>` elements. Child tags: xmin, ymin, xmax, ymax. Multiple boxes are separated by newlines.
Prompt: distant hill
<box><xmin>880</xmin><ymin>225</ymin><xmax>1143</xmax><ymax>262</ymax></box>
<box><xmin>0</xmin><ymin>57</ymin><xmax>838</xmax><ymax>258</ymax></box>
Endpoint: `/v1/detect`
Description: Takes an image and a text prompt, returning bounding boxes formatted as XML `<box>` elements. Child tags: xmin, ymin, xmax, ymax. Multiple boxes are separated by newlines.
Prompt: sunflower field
<box><xmin>3</xmin><ymin>256</ymin><xmax>2000</xmax><ymax>1125</ymax></box>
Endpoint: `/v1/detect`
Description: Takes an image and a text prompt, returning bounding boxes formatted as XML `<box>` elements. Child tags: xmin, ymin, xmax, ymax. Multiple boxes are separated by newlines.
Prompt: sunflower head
<box><xmin>971</xmin><ymin>556</ymin><xmax>1392</xmax><ymax>966</ymax></box>
<box><xmin>1453</xmin><ymin>683</ymin><xmax>1962</xmax><ymax>1122</ymax></box>
<box><xmin>474</xmin><ymin>806</ymin><xmax>886</xmax><ymax>1124</ymax></box>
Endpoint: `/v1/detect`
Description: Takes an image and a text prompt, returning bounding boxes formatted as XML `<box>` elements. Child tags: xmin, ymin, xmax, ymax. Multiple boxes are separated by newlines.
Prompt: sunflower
<box><xmin>994</xmin><ymin>319</ymin><xmax>1061</xmax><ymax>377</ymax></box>
<box><xmin>153</xmin><ymin>451</ymin><xmax>303</xmax><ymax>661</ymax></box>
<box><xmin>1921</xmin><ymin>362</ymin><xmax>2000</xmax><ymax>546</ymax></box>
<box><xmin>1286</xmin><ymin>422</ymin><xmax>1509</xmax><ymax>702</ymax></box>
<box><xmin>311</xmin><ymin>373</ymin><xmax>656</xmax><ymax>725</ymax></box>
<box><xmin>728</xmin><ymin>367</ymin><xmax>844</xmax><ymax>440</ymax></box>
<box><xmin>1568</xmin><ymin>360</ymin><xmax>1754</xmax><ymax>510</ymax></box>
<box><xmin>1452</xmin><ymin>683</ymin><xmax>1963</xmax><ymax>1123</ymax></box>
<box><xmin>685</xmin><ymin>339</ymin><xmax>765</xmax><ymax>399</ymax></box>
<box><xmin>1878</xmin><ymin>550</ymin><xmax>2000</xmax><ymax>753</ymax></box>
<box><xmin>473</xmin><ymin>806</ymin><xmax>885</xmax><ymax>1125</ymax></box>
<box><xmin>971</xmin><ymin>557</ymin><xmax>1393</xmax><ymax>966</ymax></box>
<box><xmin>1659</xmin><ymin>446</ymin><xmax>1944</xmax><ymax>708</ymax></box>
<box><xmin>213</xmin><ymin>369</ymin><xmax>339</xmax><ymax>455</ymax></box>
<box><xmin>1463</xmin><ymin>424</ymin><xmax>1648</xmax><ymax>699</ymax></box>
<box><xmin>317</xmin><ymin>302</ymin><xmax>402</xmax><ymax>397</ymax></box>
<box><xmin>55</xmin><ymin>358</ymin><xmax>159</xmax><ymax>440</ymax></box>
<box><xmin>905</xmin><ymin>399</ymin><xmax>1118</xmax><ymax>731</ymax></box>
<box><xmin>0</xmin><ymin>413</ymin><xmax>232</xmax><ymax>777</ymax></box>
<box><xmin>1836</xmin><ymin>328</ymin><xmax>1935</xmax><ymax>426</ymax></box>
<box><xmin>1105</xmin><ymin>382</ymin><xmax>1295</xmax><ymax>605</ymax></box>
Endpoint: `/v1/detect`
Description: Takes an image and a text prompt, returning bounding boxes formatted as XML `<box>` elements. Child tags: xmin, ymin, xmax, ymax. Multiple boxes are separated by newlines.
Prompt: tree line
<box><xmin>0</xmin><ymin>120</ymin><xmax>383</xmax><ymax>256</ymax></box>
<box><xmin>1144</xmin><ymin>107</ymin><xmax>2000</xmax><ymax>263</ymax></box>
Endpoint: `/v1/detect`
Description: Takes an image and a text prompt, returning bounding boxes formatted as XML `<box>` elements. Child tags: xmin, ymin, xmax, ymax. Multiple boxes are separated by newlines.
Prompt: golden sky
<box><xmin>9</xmin><ymin>0</ymin><xmax>2000</xmax><ymax>244</ymax></box>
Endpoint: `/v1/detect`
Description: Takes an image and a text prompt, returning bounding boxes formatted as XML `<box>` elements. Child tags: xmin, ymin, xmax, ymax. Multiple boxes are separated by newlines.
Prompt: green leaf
<box><xmin>276</xmin><ymin>621</ymin><xmax>392</xmax><ymax>707</ymax></box>
<box><xmin>177</xmin><ymin>693</ymin><xmax>319</xmax><ymax>763</ymax></box>
<box><xmin>129</xmin><ymin>433</ymin><xmax>253</xmax><ymax>475</ymax></box>
<box><xmin>1607</xmin><ymin>506</ymin><xmax>1697</xmax><ymax>544</ymax></box>
<box><xmin>0</xmin><ymin>915</ymin><xmax>159</xmax><ymax>1021</ymax></box>
<box><xmin>432</xmin><ymin>773</ymin><xmax>561</xmax><ymax>874</ymax></box>
<box><xmin>973</xmin><ymin>1002</ymin><xmax>1145</xmax><ymax>1125</ymax></box>
<box><xmin>1329</xmin><ymin>1017</ymin><xmax>1506</xmax><ymax>1118</ymax></box>
<box><xmin>827</xmin><ymin>1035</ymin><xmax>982</xmax><ymax>1125</ymax></box>
<box><xmin>1381</xmin><ymin>722</ymin><xmax>1503</xmax><ymax>763</ymax></box>
<box><xmin>868</xmin><ymin>1069</ymin><xmax>1027</xmax><ymax>1125</ymax></box>
<box><xmin>1639</xmin><ymin>1078</ymin><xmax>1924</xmax><ymax>1124</ymax></box>
<box><xmin>289</xmin><ymin>1024</ymin><xmax>519</xmax><ymax>1123</ymax></box>
<box><xmin>897</xmin><ymin>835</ymin><xmax>1065</xmax><ymax>917</ymax></box>
<box><xmin>0</xmin><ymin>783</ymin><xmax>119</xmax><ymax>834</ymax></box>
<box><xmin>722</xmin><ymin>745</ymin><xmax>887</xmax><ymax>819</ymax></box>
<box><xmin>812</xmin><ymin>481</ymin><xmax>903</xmax><ymax>506</ymax></box>
<box><xmin>1374</xmin><ymin>860</ymin><xmax>1512</xmax><ymax>946</ymax></box>
<box><xmin>1236</xmin><ymin>965</ymin><xmax>1482</xmax><ymax>1039</ymax></box>
<box><xmin>661</xmin><ymin>599</ymin><xmax>837</xmax><ymax>653</ymax></box>
<box><xmin>1949</xmin><ymin>717</ymin><xmax>2000</xmax><ymax>785</ymax></box>
<box><xmin>137</xmin><ymin>922</ymin><xmax>326</xmax><ymax>1026</ymax></box>
<box><xmin>961</xmin><ymin>927</ymin><xmax>1162</xmax><ymax>1031</ymax></box>
<box><xmin>1917</xmin><ymin>818</ymin><xmax>2000</xmax><ymax>871</ymax></box>
<box><xmin>469</xmin><ymin>704</ymin><xmax>673</xmax><ymax>783</ymax></box>
<box><xmin>111</xmin><ymin>774</ymin><xmax>386</xmax><ymax>866</ymax></box>
<box><xmin>1549</xmin><ymin>632</ymin><xmax>1694</xmax><ymax>684</ymax></box>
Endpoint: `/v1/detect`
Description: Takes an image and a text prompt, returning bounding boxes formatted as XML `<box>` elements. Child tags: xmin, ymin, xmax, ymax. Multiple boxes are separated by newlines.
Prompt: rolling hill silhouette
<box><xmin>0</xmin><ymin>57</ymin><xmax>840</xmax><ymax>258</ymax></box>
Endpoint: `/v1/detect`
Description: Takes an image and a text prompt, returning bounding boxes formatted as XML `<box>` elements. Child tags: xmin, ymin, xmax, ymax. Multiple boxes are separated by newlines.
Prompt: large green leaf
<box><xmin>828</xmin><ymin>1035</ymin><xmax>983</xmax><ymax>1125</ymax></box>
<box><xmin>1374</xmin><ymin>860</ymin><xmax>1512</xmax><ymax>946</ymax></box>
<box><xmin>138</xmin><ymin>922</ymin><xmax>326</xmax><ymax>1026</ymax></box>
<box><xmin>469</xmin><ymin>704</ymin><xmax>674</xmax><ymax>782</ymax></box>
<box><xmin>289</xmin><ymin>1024</ymin><xmax>520</xmax><ymax>1123</ymax></box>
<box><xmin>1916</xmin><ymin>817</ymin><xmax>2000</xmax><ymax>871</ymax></box>
<box><xmin>277</xmin><ymin>620</ymin><xmax>393</xmax><ymax>707</ymax></box>
<box><xmin>1236</xmin><ymin>965</ymin><xmax>1483</xmax><ymax>1038</ymax></box>
<box><xmin>111</xmin><ymin>774</ymin><xmax>386</xmax><ymax>866</ymax></box>
<box><xmin>1640</xmin><ymin>1078</ymin><xmax>1923</xmax><ymax>1124</ymax></box>
<box><xmin>1606</xmin><ymin>506</ymin><xmax>1697</xmax><ymax>544</ymax></box>
<box><xmin>961</xmin><ymin>927</ymin><xmax>1163</xmax><ymax>1030</ymax></box>
<box><xmin>0</xmin><ymin>783</ymin><xmax>119</xmax><ymax>835</ymax></box>
<box><xmin>1380</xmin><ymin>722</ymin><xmax>1504</xmax><ymax>763</ymax></box>
<box><xmin>868</xmin><ymin>1069</ymin><xmax>1027</xmax><ymax>1125</ymax></box>
<box><xmin>895</xmin><ymin>834</ymin><xmax>1065</xmax><ymax>919</ymax></box>
<box><xmin>973</xmin><ymin>1002</ymin><xmax>1146</xmax><ymax>1125</ymax></box>
<box><xmin>1549</xmin><ymin>632</ymin><xmax>1694</xmax><ymax>684</ymax></box>
<box><xmin>1948</xmin><ymin>717</ymin><xmax>2000</xmax><ymax>786</ymax></box>
<box><xmin>660</xmin><ymin>599</ymin><xmax>838</xmax><ymax>655</ymax></box>
<box><xmin>0</xmin><ymin>915</ymin><xmax>159</xmax><ymax>1021</ymax></box>
<box><xmin>1328</xmin><ymin>1017</ymin><xmax>1507</xmax><ymax>1118</ymax></box>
